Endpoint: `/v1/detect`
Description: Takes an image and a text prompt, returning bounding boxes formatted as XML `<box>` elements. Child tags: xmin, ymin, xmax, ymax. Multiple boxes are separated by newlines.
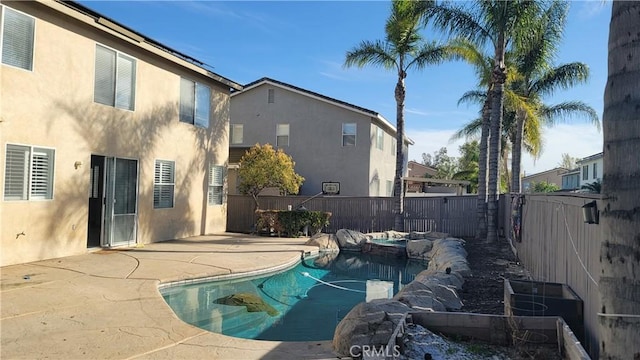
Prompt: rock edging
<box><xmin>329</xmin><ymin>230</ymin><xmax>470</xmax><ymax>358</ymax></box>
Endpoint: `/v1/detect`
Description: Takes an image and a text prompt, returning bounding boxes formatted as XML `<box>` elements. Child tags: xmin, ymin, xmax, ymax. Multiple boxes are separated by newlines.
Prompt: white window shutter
<box><xmin>1</xmin><ymin>8</ymin><xmax>35</xmax><ymax>70</ymax></box>
<box><xmin>4</xmin><ymin>145</ymin><xmax>30</xmax><ymax>200</ymax></box>
<box><xmin>30</xmin><ymin>148</ymin><xmax>54</xmax><ymax>199</ymax></box>
<box><xmin>154</xmin><ymin>160</ymin><xmax>174</xmax><ymax>208</ymax></box>
<box><xmin>94</xmin><ymin>45</ymin><xmax>116</xmax><ymax>106</ymax></box>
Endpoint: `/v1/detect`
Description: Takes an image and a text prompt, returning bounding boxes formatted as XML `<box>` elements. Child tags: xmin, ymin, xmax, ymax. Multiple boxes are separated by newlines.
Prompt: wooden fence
<box><xmin>226</xmin><ymin>195</ymin><xmax>478</xmax><ymax>238</ymax></box>
<box><xmin>504</xmin><ymin>193</ymin><xmax>603</xmax><ymax>358</ymax></box>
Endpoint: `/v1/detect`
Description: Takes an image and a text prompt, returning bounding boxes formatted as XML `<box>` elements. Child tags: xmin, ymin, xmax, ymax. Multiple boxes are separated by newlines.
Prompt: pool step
<box><xmin>195</xmin><ymin>304</ymin><xmax>270</xmax><ymax>337</ymax></box>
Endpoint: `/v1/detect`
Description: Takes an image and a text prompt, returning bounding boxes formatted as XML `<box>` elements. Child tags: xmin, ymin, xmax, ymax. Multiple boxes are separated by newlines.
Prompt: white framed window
<box><xmin>180</xmin><ymin>78</ymin><xmax>211</xmax><ymax>128</ymax></box>
<box><xmin>1</xmin><ymin>6</ymin><xmax>35</xmax><ymax>71</ymax></box>
<box><xmin>374</xmin><ymin>126</ymin><xmax>384</xmax><ymax>150</ymax></box>
<box><xmin>208</xmin><ymin>164</ymin><xmax>224</xmax><ymax>205</ymax></box>
<box><xmin>4</xmin><ymin>144</ymin><xmax>55</xmax><ymax>201</ymax></box>
<box><xmin>94</xmin><ymin>44</ymin><xmax>136</xmax><ymax>110</ymax></box>
<box><xmin>582</xmin><ymin>165</ymin><xmax>589</xmax><ymax>180</ymax></box>
<box><xmin>231</xmin><ymin>124</ymin><xmax>244</xmax><ymax>145</ymax></box>
<box><xmin>153</xmin><ymin>160</ymin><xmax>174</xmax><ymax>209</ymax></box>
<box><xmin>342</xmin><ymin>123</ymin><xmax>356</xmax><ymax>146</ymax></box>
<box><xmin>386</xmin><ymin>180</ymin><xmax>393</xmax><ymax>196</ymax></box>
<box><xmin>391</xmin><ymin>137</ymin><xmax>396</xmax><ymax>155</ymax></box>
<box><xmin>593</xmin><ymin>163</ymin><xmax>597</xmax><ymax>179</ymax></box>
<box><xmin>276</xmin><ymin>124</ymin><xmax>289</xmax><ymax>147</ymax></box>
<box><xmin>268</xmin><ymin>88</ymin><xmax>275</xmax><ymax>103</ymax></box>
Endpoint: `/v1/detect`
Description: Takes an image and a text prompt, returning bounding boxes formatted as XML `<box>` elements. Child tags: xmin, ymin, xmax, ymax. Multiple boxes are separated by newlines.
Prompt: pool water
<box><xmin>161</xmin><ymin>252</ymin><xmax>427</xmax><ymax>341</ymax></box>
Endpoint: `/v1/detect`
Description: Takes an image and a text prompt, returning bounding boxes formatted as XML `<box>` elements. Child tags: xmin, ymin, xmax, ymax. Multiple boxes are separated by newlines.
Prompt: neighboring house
<box><xmin>561</xmin><ymin>169</ymin><xmax>581</xmax><ymax>190</ymax></box>
<box><xmin>522</xmin><ymin>167</ymin><xmax>569</xmax><ymax>193</ymax></box>
<box><xmin>0</xmin><ymin>1</ymin><xmax>241</xmax><ymax>266</ymax></box>
<box><xmin>404</xmin><ymin>160</ymin><xmax>469</xmax><ymax>196</ymax></box>
<box><xmin>229</xmin><ymin>77</ymin><xmax>413</xmax><ymax>197</ymax></box>
<box><xmin>577</xmin><ymin>152</ymin><xmax>603</xmax><ymax>187</ymax></box>
<box><xmin>407</xmin><ymin>160</ymin><xmax>438</xmax><ymax>178</ymax></box>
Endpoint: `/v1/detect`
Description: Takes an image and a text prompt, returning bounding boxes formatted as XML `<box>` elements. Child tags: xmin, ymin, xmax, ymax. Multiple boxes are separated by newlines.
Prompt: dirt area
<box><xmin>458</xmin><ymin>237</ymin><xmax>531</xmax><ymax>314</ymax></box>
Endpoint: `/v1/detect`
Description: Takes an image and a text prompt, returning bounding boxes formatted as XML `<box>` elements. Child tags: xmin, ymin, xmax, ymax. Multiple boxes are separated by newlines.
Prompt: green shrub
<box><xmin>255</xmin><ymin>210</ymin><xmax>331</xmax><ymax>237</ymax></box>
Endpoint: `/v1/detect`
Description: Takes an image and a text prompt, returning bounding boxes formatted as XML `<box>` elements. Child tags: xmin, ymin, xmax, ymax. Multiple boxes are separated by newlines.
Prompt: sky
<box><xmin>79</xmin><ymin>0</ymin><xmax>611</xmax><ymax>175</ymax></box>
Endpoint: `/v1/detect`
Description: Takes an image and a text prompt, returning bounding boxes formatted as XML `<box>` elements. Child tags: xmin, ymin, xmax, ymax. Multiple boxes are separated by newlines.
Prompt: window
<box><xmin>1</xmin><ymin>7</ymin><xmax>35</xmax><ymax>70</ymax></box>
<box><xmin>386</xmin><ymin>180</ymin><xmax>393</xmax><ymax>196</ymax></box>
<box><xmin>342</xmin><ymin>123</ymin><xmax>356</xmax><ymax>146</ymax></box>
<box><xmin>374</xmin><ymin>126</ymin><xmax>384</xmax><ymax>150</ymax></box>
<box><xmin>94</xmin><ymin>44</ymin><xmax>136</xmax><ymax>110</ymax></box>
<box><xmin>582</xmin><ymin>165</ymin><xmax>589</xmax><ymax>180</ymax></box>
<box><xmin>208</xmin><ymin>165</ymin><xmax>224</xmax><ymax>205</ymax></box>
<box><xmin>4</xmin><ymin>144</ymin><xmax>55</xmax><ymax>200</ymax></box>
<box><xmin>231</xmin><ymin>124</ymin><xmax>243</xmax><ymax>145</ymax></box>
<box><xmin>268</xmin><ymin>88</ymin><xmax>275</xmax><ymax>103</ymax></box>
<box><xmin>180</xmin><ymin>78</ymin><xmax>211</xmax><ymax>128</ymax></box>
<box><xmin>593</xmin><ymin>163</ymin><xmax>597</xmax><ymax>179</ymax></box>
<box><xmin>276</xmin><ymin>124</ymin><xmax>289</xmax><ymax>147</ymax></box>
<box><xmin>391</xmin><ymin>137</ymin><xmax>396</xmax><ymax>155</ymax></box>
<box><xmin>153</xmin><ymin>160</ymin><xmax>174</xmax><ymax>209</ymax></box>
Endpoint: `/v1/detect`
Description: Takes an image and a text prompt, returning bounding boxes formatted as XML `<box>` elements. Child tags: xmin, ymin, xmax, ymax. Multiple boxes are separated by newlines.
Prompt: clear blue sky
<box><xmin>80</xmin><ymin>0</ymin><xmax>611</xmax><ymax>175</ymax></box>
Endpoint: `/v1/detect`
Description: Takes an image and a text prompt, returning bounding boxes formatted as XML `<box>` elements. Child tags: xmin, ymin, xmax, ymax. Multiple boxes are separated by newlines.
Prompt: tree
<box><xmin>238</xmin><ymin>144</ymin><xmax>304</xmax><ymax>209</ymax></box>
<box><xmin>558</xmin><ymin>153</ymin><xmax>577</xmax><ymax>169</ymax></box>
<box><xmin>424</xmin><ymin>0</ymin><xmax>544</xmax><ymax>243</ymax></box>
<box><xmin>453</xmin><ymin>140</ymin><xmax>480</xmax><ymax>193</ymax></box>
<box><xmin>530</xmin><ymin>181</ymin><xmax>559</xmax><ymax>193</ymax></box>
<box><xmin>345</xmin><ymin>0</ymin><xmax>452</xmax><ymax>231</ymax></box>
<box><xmin>598</xmin><ymin>2</ymin><xmax>640</xmax><ymax>357</ymax></box>
<box><xmin>580</xmin><ymin>179</ymin><xmax>601</xmax><ymax>194</ymax></box>
<box><xmin>509</xmin><ymin>1</ymin><xmax>599</xmax><ymax>193</ymax></box>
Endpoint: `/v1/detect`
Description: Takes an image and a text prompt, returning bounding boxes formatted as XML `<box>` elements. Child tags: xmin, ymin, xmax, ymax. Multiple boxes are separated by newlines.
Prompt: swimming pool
<box><xmin>161</xmin><ymin>252</ymin><xmax>426</xmax><ymax>341</ymax></box>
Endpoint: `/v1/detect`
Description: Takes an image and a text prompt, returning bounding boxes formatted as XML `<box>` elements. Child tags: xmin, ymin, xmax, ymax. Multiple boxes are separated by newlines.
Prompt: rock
<box><xmin>312</xmin><ymin>251</ymin><xmax>339</xmax><ymax>267</ymax></box>
<box><xmin>214</xmin><ymin>293</ymin><xmax>279</xmax><ymax>316</ymax></box>
<box><xmin>336</xmin><ymin>229</ymin><xmax>369</xmax><ymax>251</ymax></box>
<box><xmin>415</xmin><ymin>271</ymin><xmax>465</xmax><ymax>290</ymax></box>
<box><xmin>417</xmin><ymin>282</ymin><xmax>464</xmax><ymax>311</ymax></box>
<box><xmin>333</xmin><ymin>299</ymin><xmax>410</xmax><ymax>357</ymax></box>
<box><xmin>394</xmin><ymin>281</ymin><xmax>446</xmax><ymax>312</ymax></box>
<box><xmin>305</xmin><ymin>233</ymin><xmax>339</xmax><ymax>252</ymax></box>
<box><xmin>406</xmin><ymin>239</ymin><xmax>433</xmax><ymax>259</ymax></box>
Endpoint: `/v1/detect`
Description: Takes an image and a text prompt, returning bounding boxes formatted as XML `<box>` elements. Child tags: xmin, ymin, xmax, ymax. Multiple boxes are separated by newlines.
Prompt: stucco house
<box><xmin>522</xmin><ymin>167</ymin><xmax>568</xmax><ymax>193</ymax></box>
<box><xmin>0</xmin><ymin>0</ymin><xmax>241</xmax><ymax>266</ymax></box>
<box><xmin>577</xmin><ymin>152</ymin><xmax>603</xmax><ymax>187</ymax></box>
<box><xmin>229</xmin><ymin>77</ymin><xmax>413</xmax><ymax>197</ymax></box>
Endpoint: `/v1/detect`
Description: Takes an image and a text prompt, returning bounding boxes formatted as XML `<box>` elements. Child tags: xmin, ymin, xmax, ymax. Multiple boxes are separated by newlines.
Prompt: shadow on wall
<box><xmin>35</xmin><ymin>97</ymin><xmax>228</xmax><ymax>259</ymax></box>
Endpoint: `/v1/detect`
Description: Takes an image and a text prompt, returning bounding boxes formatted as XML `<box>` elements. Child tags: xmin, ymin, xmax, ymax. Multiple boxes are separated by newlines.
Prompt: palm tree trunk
<box><xmin>598</xmin><ymin>2</ymin><xmax>640</xmax><ymax>357</ymax></box>
<box><xmin>511</xmin><ymin>110</ymin><xmax>525</xmax><ymax>193</ymax></box>
<box><xmin>393</xmin><ymin>71</ymin><xmax>407</xmax><ymax>232</ymax></box>
<box><xmin>487</xmin><ymin>34</ymin><xmax>507</xmax><ymax>244</ymax></box>
<box><xmin>476</xmin><ymin>94</ymin><xmax>491</xmax><ymax>240</ymax></box>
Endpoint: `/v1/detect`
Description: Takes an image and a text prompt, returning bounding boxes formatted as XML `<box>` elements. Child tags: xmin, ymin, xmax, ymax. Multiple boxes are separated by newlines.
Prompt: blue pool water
<box><xmin>161</xmin><ymin>252</ymin><xmax>427</xmax><ymax>341</ymax></box>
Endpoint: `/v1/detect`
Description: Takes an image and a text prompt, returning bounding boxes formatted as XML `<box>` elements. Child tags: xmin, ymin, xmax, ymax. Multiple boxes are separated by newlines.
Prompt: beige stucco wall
<box><xmin>0</xmin><ymin>1</ymin><xmax>232</xmax><ymax>266</ymax></box>
<box><xmin>230</xmin><ymin>83</ymin><xmax>398</xmax><ymax>197</ymax></box>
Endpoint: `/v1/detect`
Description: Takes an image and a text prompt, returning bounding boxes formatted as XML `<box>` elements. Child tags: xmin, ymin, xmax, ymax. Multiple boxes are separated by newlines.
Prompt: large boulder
<box><xmin>305</xmin><ymin>233</ymin><xmax>339</xmax><ymax>252</ymax></box>
<box><xmin>393</xmin><ymin>281</ymin><xmax>446</xmax><ymax>312</ymax></box>
<box><xmin>336</xmin><ymin>229</ymin><xmax>369</xmax><ymax>251</ymax></box>
<box><xmin>214</xmin><ymin>293</ymin><xmax>279</xmax><ymax>316</ymax></box>
<box><xmin>333</xmin><ymin>299</ymin><xmax>410</xmax><ymax>357</ymax></box>
<box><xmin>406</xmin><ymin>239</ymin><xmax>433</xmax><ymax>259</ymax></box>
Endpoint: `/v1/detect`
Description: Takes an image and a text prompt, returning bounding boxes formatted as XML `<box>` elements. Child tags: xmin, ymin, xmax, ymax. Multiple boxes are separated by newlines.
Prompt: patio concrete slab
<box><xmin>0</xmin><ymin>234</ymin><xmax>339</xmax><ymax>360</ymax></box>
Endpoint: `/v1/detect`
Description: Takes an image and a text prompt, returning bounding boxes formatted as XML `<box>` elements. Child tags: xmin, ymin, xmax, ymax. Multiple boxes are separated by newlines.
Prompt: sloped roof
<box><xmin>57</xmin><ymin>1</ymin><xmax>242</xmax><ymax>90</ymax></box>
<box><xmin>522</xmin><ymin>167</ymin><xmax>569</xmax><ymax>181</ymax></box>
<box><xmin>232</xmin><ymin>77</ymin><xmax>414</xmax><ymax>145</ymax></box>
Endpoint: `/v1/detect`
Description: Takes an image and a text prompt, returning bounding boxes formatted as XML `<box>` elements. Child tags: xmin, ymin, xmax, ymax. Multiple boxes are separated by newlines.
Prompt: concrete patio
<box><xmin>0</xmin><ymin>233</ymin><xmax>340</xmax><ymax>359</ymax></box>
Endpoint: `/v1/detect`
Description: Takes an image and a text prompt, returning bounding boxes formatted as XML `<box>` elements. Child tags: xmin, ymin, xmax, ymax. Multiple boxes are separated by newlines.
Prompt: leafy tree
<box><xmin>238</xmin><ymin>144</ymin><xmax>304</xmax><ymax>209</ymax></box>
<box><xmin>345</xmin><ymin>0</ymin><xmax>453</xmax><ymax>231</ymax></box>
<box><xmin>530</xmin><ymin>181</ymin><xmax>559</xmax><ymax>193</ymax></box>
<box><xmin>453</xmin><ymin>140</ymin><xmax>480</xmax><ymax>193</ymax></box>
<box><xmin>558</xmin><ymin>153</ymin><xmax>577</xmax><ymax>170</ymax></box>
<box><xmin>599</xmin><ymin>2</ymin><xmax>640</xmax><ymax>355</ymax></box>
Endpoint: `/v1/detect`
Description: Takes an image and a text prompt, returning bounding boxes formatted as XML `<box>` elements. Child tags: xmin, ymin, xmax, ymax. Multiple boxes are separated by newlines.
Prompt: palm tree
<box><xmin>424</xmin><ymin>0</ymin><xmax>543</xmax><ymax>243</ymax></box>
<box><xmin>598</xmin><ymin>2</ymin><xmax>640</xmax><ymax>356</ymax></box>
<box><xmin>344</xmin><ymin>0</ymin><xmax>452</xmax><ymax>231</ymax></box>
<box><xmin>509</xmin><ymin>1</ymin><xmax>599</xmax><ymax>193</ymax></box>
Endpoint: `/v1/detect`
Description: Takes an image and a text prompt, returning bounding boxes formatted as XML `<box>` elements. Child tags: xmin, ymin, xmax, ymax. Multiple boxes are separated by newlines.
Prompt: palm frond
<box><xmin>344</xmin><ymin>40</ymin><xmax>397</xmax><ymax>70</ymax></box>
<box><xmin>457</xmin><ymin>90</ymin><xmax>486</xmax><ymax>107</ymax></box>
<box><xmin>531</xmin><ymin>62</ymin><xmax>590</xmax><ymax>97</ymax></box>
<box><xmin>540</xmin><ymin>101</ymin><xmax>601</xmax><ymax>131</ymax></box>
